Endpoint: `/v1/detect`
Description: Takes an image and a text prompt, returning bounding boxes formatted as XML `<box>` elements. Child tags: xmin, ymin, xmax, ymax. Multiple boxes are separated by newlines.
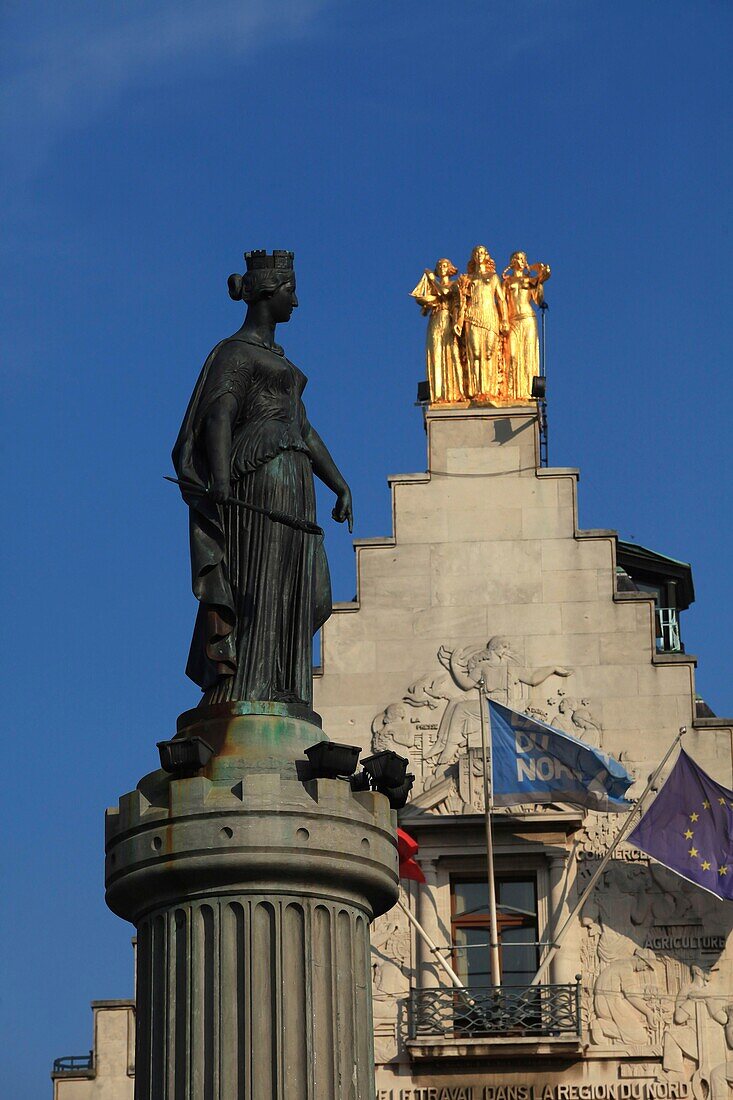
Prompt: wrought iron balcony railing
<box><xmin>409</xmin><ymin>983</ymin><xmax>581</xmax><ymax>1042</ymax></box>
<box><xmin>52</xmin><ymin>1053</ymin><xmax>94</xmax><ymax>1074</ymax></box>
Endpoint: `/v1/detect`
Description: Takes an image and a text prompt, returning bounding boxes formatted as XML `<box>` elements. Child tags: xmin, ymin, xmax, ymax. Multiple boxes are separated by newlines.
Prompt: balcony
<box><xmin>407</xmin><ymin>982</ymin><xmax>582</xmax><ymax>1060</ymax></box>
<box><xmin>51</xmin><ymin>1053</ymin><xmax>94</xmax><ymax>1076</ymax></box>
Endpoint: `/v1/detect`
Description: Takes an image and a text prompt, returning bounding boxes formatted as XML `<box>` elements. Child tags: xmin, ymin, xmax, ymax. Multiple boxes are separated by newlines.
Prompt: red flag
<box><xmin>397</xmin><ymin>827</ymin><xmax>425</xmax><ymax>883</ymax></box>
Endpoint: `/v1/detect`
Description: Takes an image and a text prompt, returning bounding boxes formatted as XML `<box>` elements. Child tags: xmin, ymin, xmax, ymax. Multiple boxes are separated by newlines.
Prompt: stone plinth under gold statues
<box><xmin>411</xmin><ymin>245</ymin><xmax>550</xmax><ymax>407</ymax></box>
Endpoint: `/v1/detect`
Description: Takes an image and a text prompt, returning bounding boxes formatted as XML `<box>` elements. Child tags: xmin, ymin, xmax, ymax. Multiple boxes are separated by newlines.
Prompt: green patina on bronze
<box><xmin>176</xmin><ymin>702</ymin><xmax>326</xmax><ymax>780</ymax></box>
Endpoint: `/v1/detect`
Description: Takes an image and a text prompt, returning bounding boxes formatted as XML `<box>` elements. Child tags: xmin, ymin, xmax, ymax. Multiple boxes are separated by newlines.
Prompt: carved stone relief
<box><xmin>709</xmin><ymin>1007</ymin><xmax>733</xmax><ymax>1100</ymax></box>
<box><xmin>371</xmin><ymin>889</ymin><xmax>412</xmax><ymax>1064</ymax></box>
<box><xmin>591</xmin><ymin>947</ymin><xmax>662</xmax><ymax>1048</ymax></box>
<box><xmin>370</xmin><ymin>636</ymin><xmax>604</xmax><ymax>816</ymax></box>
<box><xmin>662</xmin><ymin>967</ymin><xmax>731</xmax><ymax>1090</ymax></box>
<box><xmin>577</xmin><ymin>852</ymin><xmax>731</xmax><ymax>1095</ymax></box>
<box><xmin>363</xmin><ymin>637</ymin><xmax>733</xmax><ymax>1090</ymax></box>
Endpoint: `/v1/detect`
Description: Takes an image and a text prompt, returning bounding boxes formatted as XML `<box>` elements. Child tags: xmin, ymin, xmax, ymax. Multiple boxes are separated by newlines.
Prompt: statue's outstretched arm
<box><xmin>305</xmin><ymin>425</ymin><xmax>353</xmax><ymax>532</ymax></box>
<box><xmin>519</xmin><ymin>666</ymin><xmax>572</xmax><ymax>687</ymax></box>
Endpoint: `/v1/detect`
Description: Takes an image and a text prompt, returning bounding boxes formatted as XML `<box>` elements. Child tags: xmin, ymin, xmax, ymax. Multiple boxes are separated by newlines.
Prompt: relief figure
<box><xmin>371</xmin><ymin>908</ymin><xmax>412</xmax><ymax>1064</ymax></box>
<box><xmin>426</xmin><ymin>637</ymin><xmax>571</xmax><ymax>776</ymax></box>
<box><xmin>582</xmin><ymin>864</ymin><xmax>652</xmax><ymax>966</ymax></box>
<box><xmin>663</xmin><ymin>966</ymin><xmax>727</xmax><ymax>1082</ymax></box>
<box><xmin>369</xmin><ymin>637</ymin><xmax>576</xmax><ymax>814</ymax></box>
<box><xmin>371</xmin><ymin>914</ymin><xmax>411</xmax><ymax>1002</ymax></box>
<box><xmin>554</xmin><ymin>695</ymin><xmax>603</xmax><ymax>747</ymax></box>
<box><xmin>591</xmin><ymin>948</ymin><xmax>658</xmax><ymax>1046</ymax></box>
<box><xmin>710</xmin><ymin>1005</ymin><xmax>733</xmax><ymax>1100</ymax></box>
<box><xmin>372</xmin><ymin>703</ymin><xmax>416</xmax><ymax>752</ymax></box>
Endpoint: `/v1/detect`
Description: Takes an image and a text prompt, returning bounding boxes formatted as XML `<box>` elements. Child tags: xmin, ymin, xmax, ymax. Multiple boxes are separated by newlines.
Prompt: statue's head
<box><xmin>467</xmin><ymin>245</ymin><xmax>495</xmax><ymax>276</ymax></box>
<box><xmin>633</xmin><ymin>947</ymin><xmax>655</xmax><ymax>971</ymax></box>
<box><xmin>228</xmin><ymin>250</ymin><xmax>297</xmax><ymax>323</ymax></box>
<box><xmin>435</xmin><ymin>258</ymin><xmax>457</xmax><ymax>278</ymax></box>
<box><xmin>509</xmin><ymin>251</ymin><xmax>528</xmax><ymax>270</ymax></box>
<box><xmin>486</xmin><ymin>635</ymin><xmax>517</xmax><ymax>662</ymax></box>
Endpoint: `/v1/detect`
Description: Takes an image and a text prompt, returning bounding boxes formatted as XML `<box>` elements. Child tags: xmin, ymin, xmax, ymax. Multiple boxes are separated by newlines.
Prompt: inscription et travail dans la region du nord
<box><xmin>376</xmin><ymin>1083</ymin><xmax>692</xmax><ymax>1100</ymax></box>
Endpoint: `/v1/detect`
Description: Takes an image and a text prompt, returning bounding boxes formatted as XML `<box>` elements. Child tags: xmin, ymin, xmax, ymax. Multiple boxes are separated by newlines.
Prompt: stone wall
<box><xmin>53</xmin><ymin>1002</ymin><xmax>134</xmax><ymax>1100</ymax></box>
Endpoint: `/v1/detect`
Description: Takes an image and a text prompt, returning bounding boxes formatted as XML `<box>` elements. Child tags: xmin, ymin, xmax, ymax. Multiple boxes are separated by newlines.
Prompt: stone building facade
<box><xmin>313</xmin><ymin>404</ymin><xmax>733</xmax><ymax>1099</ymax></box>
<box><xmin>54</xmin><ymin>404</ymin><xmax>733</xmax><ymax>1098</ymax></box>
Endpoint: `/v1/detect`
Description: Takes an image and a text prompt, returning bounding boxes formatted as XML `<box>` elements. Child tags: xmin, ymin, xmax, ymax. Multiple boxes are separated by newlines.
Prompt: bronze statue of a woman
<box><xmin>172</xmin><ymin>250</ymin><xmax>352</xmax><ymax>708</ymax></box>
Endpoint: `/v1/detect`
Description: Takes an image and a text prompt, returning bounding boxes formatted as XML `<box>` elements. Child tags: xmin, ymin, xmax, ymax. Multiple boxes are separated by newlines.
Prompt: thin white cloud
<box><xmin>0</xmin><ymin>0</ymin><xmax>328</xmax><ymax>178</ymax></box>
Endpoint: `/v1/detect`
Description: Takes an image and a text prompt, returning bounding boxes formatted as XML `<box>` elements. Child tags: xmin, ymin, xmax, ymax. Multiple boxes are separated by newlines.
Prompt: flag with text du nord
<box><xmin>627</xmin><ymin>749</ymin><xmax>733</xmax><ymax>901</ymax></box>
<box><xmin>488</xmin><ymin>700</ymin><xmax>633</xmax><ymax>812</ymax></box>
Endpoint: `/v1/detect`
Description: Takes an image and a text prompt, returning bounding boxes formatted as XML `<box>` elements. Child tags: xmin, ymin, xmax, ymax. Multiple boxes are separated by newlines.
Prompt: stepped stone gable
<box><xmin>313</xmin><ymin>404</ymin><xmax>733</xmax><ymax>1094</ymax></box>
<box><xmin>315</xmin><ymin>405</ymin><xmax>726</xmax><ymax>788</ymax></box>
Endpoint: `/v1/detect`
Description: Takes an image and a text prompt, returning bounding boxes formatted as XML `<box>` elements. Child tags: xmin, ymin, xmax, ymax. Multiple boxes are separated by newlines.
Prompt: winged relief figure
<box><xmin>425</xmin><ymin>636</ymin><xmax>573</xmax><ymax>769</ymax></box>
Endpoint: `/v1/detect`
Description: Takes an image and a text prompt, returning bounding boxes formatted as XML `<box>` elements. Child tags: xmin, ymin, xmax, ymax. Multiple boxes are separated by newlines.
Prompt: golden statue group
<box><xmin>411</xmin><ymin>245</ymin><xmax>550</xmax><ymax>406</ymax></box>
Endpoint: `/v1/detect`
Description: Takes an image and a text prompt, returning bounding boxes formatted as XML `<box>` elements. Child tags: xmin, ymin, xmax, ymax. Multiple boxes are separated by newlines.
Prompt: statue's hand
<box><xmin>332</xmin><ymin>486</ymin><xmax>354</xmax><ymax>533</ymax></box>
<box><xmin>208</xmin><ymin>479</ymin><xmax>230</xmax><ymax>504</ymax></box>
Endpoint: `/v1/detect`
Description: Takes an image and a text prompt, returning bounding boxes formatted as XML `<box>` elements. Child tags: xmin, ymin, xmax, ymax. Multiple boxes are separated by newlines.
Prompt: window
<box><xmin>451</xmin><ymin>876</ymin><xmax>539</xmax><ymax>988</ymax></box>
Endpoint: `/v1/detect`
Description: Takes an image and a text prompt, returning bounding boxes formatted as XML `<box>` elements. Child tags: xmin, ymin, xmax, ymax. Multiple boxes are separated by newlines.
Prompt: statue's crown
<box><xmin>244</xmin><ymin>250</ymin><xmax>294</xmax><ymax>272</ymax></box>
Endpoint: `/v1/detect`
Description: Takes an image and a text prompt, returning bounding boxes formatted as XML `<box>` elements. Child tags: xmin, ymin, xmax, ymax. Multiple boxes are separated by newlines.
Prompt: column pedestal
<box><xmin>105</xmin><ymin>705</ymin><xmax>399</xmax><ymax>1100</ymax></box>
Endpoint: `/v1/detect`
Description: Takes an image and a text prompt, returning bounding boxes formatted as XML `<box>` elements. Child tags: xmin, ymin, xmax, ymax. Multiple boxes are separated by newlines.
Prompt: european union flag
<box><xmin>489</xmin><ymin>700</ymin><xmax>634</xmax><ymax>813</ymax></box>
<box><xmin>627</xmin><ymin>749</ymin><xmax>733</xmax><ymax>901</ymax></box>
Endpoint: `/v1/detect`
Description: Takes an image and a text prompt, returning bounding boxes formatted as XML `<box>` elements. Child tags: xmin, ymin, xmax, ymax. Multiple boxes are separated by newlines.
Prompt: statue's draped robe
<box><xmin>410</xmin><ymin>274</ymin><xmax>463</xmax><ymax>404</ymax></box>
<box><xmin>461</xmin><ymin>273</ymin><xmax>505</xmax><ymax>400</ymax></box>
<box><xmin>172</xmin><ymin>336</ymin><xmax>331</xmax><ymax>706</ymax></box>
<box><xmin>505</xmin><ymin>278</ymin><xmax>544</xmax><ymax>402</ymax></box>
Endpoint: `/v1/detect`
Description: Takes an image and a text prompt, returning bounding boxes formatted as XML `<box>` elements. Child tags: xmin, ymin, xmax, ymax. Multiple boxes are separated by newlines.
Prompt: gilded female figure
<box><xmin>456</xmin><ymin>245</ymin><xmax>509</xmax><ymax>401</ymax></box>
<box><xmin>502</xmin><ymin>251</ymin><xmax>551</xmax><ymax>402</ymax></box>
<box><xmin>410</xmin><ymin>259</ymin><xmax>463</xmax><ymax>404</ymax></box>
<box><xmin>172</xmin><ymin>250</ymin><xmax>352</xmax><ymax>707</ymax></box>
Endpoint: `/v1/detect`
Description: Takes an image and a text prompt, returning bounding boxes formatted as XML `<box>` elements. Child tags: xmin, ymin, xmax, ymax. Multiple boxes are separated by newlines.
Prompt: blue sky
<box><xmin>2</xmin><ymin>2</ymin><xmax>732</xmax><ymax>1095</ymax></box>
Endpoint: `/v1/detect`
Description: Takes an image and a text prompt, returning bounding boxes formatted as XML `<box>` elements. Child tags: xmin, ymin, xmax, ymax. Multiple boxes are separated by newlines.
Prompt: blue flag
<box><xmin>488</xmin><ymin>700</ymin><xmax>634</xmax><ymax>812</ymax></box>
<box><xmin>627</xmin><ymin>749</ymin><xmax>733</xmax><ymax>901</ymax></box>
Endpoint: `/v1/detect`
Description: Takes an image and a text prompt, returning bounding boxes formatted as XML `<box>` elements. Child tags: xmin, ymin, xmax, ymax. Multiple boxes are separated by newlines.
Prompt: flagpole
<box><xmin>478</xmin><ymin>681</ymin><xmax>502</xmax><ymax>987</ymax></box>
<box><xmin>530</xmin><ymin>725</ymin><xmax>687</xmax><ymax>987</ymax></box>
<box><xmin>396</xmin><ymin>897</ymin><xmax>466</xmax><ymax>990</ymax></box>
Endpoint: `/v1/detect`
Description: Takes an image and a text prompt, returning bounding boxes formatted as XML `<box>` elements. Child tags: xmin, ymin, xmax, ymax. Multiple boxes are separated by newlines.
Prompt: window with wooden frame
<box><xmin>450</xmin><ymin>875</ymin><xmax>539</xmax><ymax>988</ymax></box>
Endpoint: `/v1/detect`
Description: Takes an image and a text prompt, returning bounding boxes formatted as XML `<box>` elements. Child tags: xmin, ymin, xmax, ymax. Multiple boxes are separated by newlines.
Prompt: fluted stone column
<box><xmin>105</xmin><ymin>703</ymin><xmax>399</xmax><ymax>1100</ymax></box>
